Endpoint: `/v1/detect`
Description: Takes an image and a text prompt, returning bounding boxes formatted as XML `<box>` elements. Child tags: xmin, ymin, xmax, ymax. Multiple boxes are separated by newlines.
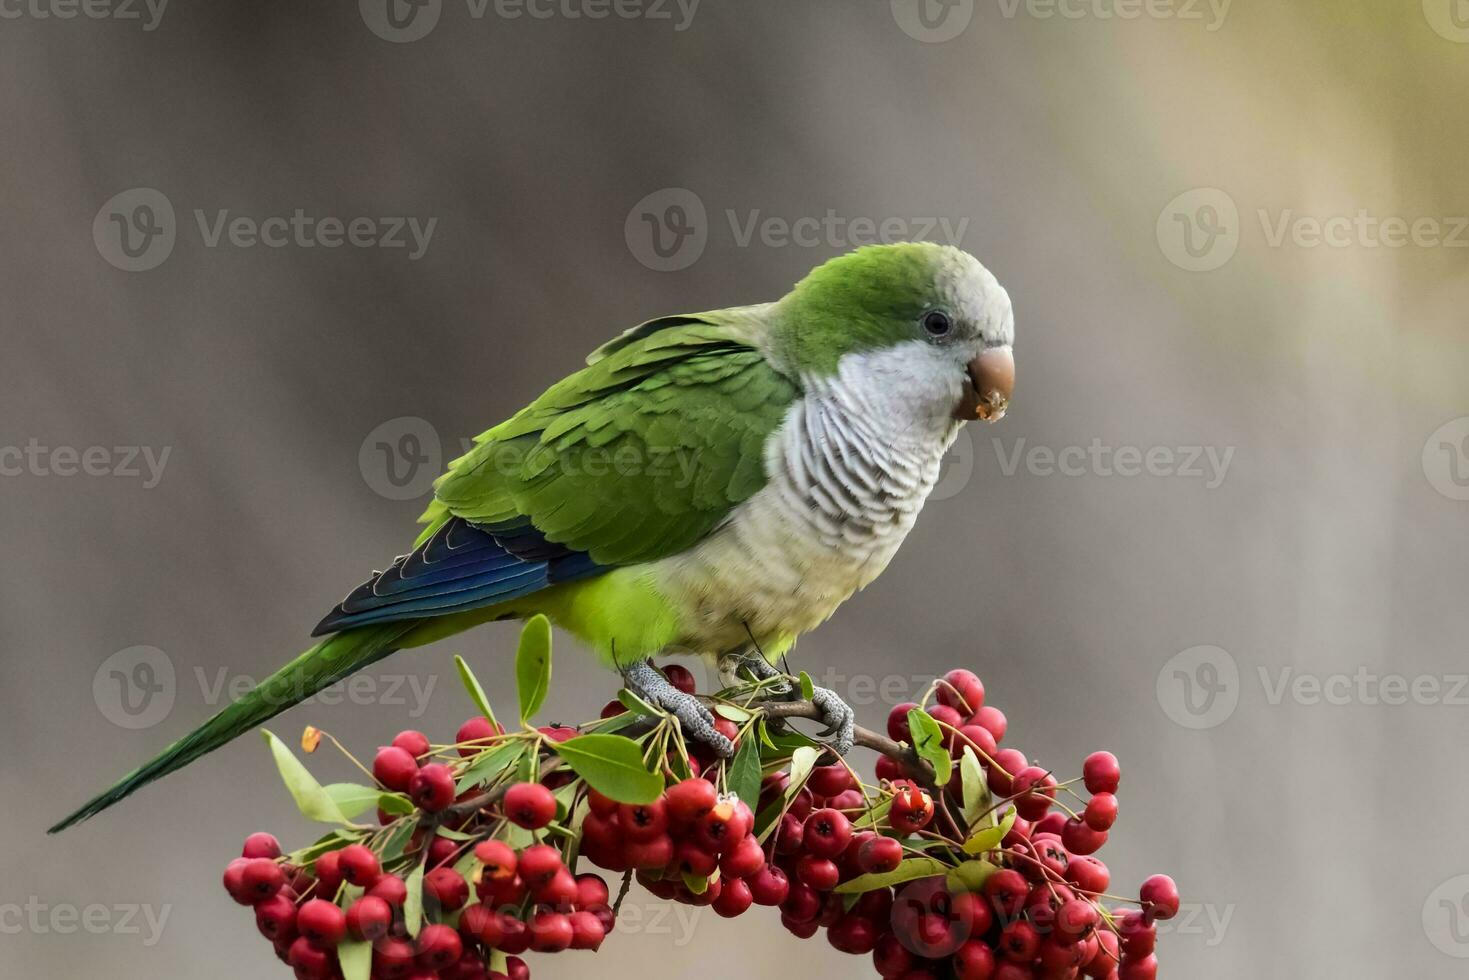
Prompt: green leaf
<box><xmin>515</xmin><ymin>614</ymin><xmax>553</xmax><ymax>724</ymax></box>
<box><xmin>403</xmin><ymin>860</ymin><xmax>425</xmax><ymax>938</ymax></box>
<box><xmin>616</xmin><ymin>688</ymin><xmax>660</xmax><ymax>716</ymax></box>
<box><xmin>553</xmin><ymin>734</ymin><xmax>664</xmax><ymax>804</ymax></box>
<box><xmin>852</xmin><ymin>797</ymin><xmax>893</xmax><ymax>831</ymax></box>
<box><xmin>379</xmin><ymin>820</ymin><xmax>417</xmax><ymax>862</ymax></box>
<box><xmin>714</xmin><ymin>703</ymin><xmax>752</xmax><ymax>722</ymax></box>
<box><xmin>455</xmin><ymin>741</ymin><xmax>528</xmax><ymax>794</ymax></box>
<box><xmin>680</xmin><ymin>870</ymin><xmax>709</xmax><ymax>895</ymax></box>
<box><xmin>377</xmin><ymin>792</ymin><xmax>415</xmax><ymax>817</ymax></box>
<box><xmin>454</xmin><ymin>655</ymin><xmax>500</xmax><ymax>731</ymax></box>
<box><xmin>962</xmin><ymin>808</ymin><xmax>1016</xmax><ymax>856</ymax></box>
<box><xmin>727</xmin><ymin>736</ymin><xmax>762</xmax><ymax>809</ymax></box>
<box><xmin>946</xmin><ymin>859</ymin><xmax>1000</xmax><ymax>894</ymax></box>
<box><xmin>797</xmin><ymin>671</ymin><xmax>816</xmax><ymax>701</ymax></box>
<box><xmin>907</xmin><ymin>708</ymin><xmax>952</xmax><ymax>787</ymax></box>
<box><xmin>261</xmin><ymin>730</ymin><xmax>359</xmax><ymax>825</ymax></box>
<box><xmin>787</xmin><ymin>745</ymin><xmax>820</xmax><ymax>795</ymax></box>
<box><xmin>959</xmin><ymin>747</ymin><xmax>990</xmax><ymax>827</ymax></box>
<box><xmin>323</xmin><ymin>783</ymin><xmax>384</xmax><ymax>820</ymax></box>
<box><xmin>339</xmin><ymin>940</ymin><xmax>372</xmax><ymax>980</ymax></box>
<box><xmin>834</xmin><ymin>857</ymin><xmax>949</xmax><ymax>894</ymax></box>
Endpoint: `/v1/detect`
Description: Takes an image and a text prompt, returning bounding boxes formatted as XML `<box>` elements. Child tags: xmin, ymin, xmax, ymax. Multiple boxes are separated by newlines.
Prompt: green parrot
<box><xmin>50</xmin><ymin>242</ymin><xmax>1015</xmax><ymax>833</ymax></box>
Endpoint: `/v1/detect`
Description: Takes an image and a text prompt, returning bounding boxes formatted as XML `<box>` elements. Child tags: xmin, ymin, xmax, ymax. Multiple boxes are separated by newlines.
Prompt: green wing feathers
<box><xmin>421</xmin><ymin>315</ymin><xmax>798</xmax><ymax>566</ymax></box>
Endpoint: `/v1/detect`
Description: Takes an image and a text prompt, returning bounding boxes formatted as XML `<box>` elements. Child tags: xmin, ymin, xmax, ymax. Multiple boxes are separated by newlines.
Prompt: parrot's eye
<box><xmin>921</xmin><ymin>310</ymin><xmax>953</xmax><ymax>338</ymax></box>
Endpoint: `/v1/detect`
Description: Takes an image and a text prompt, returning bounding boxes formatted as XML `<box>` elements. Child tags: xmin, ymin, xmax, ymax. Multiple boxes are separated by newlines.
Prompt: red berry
<box><xmin>858</xmin><ymin>836</ymin><xmax>903</xmax><ymax>874</ymax></box>
<box><xmin>240</xmin><ymin>857</ymin><xmax>285</xmax><ymax>903</ymax></box>
<box><xmin>796</xmin><ymin>854</ymin><xmax>841</xmax><ymax>891</ymax></box>
<box><xmin>503</xmin><ymin>782</ymin><xmax>557</xmax><ymax>829</ymax></box>
<box><xmin>927</xmin><ymin>704</ymin><xmax>963</xmax><ymax>745</ymax></box>
<box><xmin>1010</xmin><ymin>766</ymin><xmax>1057</xmax><ymax>821</ymax></box>
<box><xmin>538</xmin><ymin>723</ymin><xmax>577</xmax><ymax>743</ymax></box>
<box><xmin>600</xmin><ymin>699</ymin><xmax>625</xmax><ymax>719</ymax></box>
<box><xmin>999</xmin><ymin>920</ymin><xmax>1039</xmax><ymax>960</ymax></box>
<box><xmin>712</xmin><ymin>877</ymin><xmax>754</xmax><ymax>918</ymax></box>
<box><xmin>1065</xmin><ymin>854</ymin><xmax>1112</xmax><ymax>895</ymax></box>
<box><xmin>416</xmin><ymin>922</ymin><xmax>463</xmax><ymax>969</ymax></box>
<box><xmin>661</xmin><ymin>663</ymin><xmax>697</xmax><ymax>694</ymax></box>
<box><xmin>619</xmin><ymin>798</ymin><xmax>669</xmax><ymax>841</ymax></box>
<box><xmin>337</xmin><ymin>843</ymin><xmax>382</xmax><ymax>888</ymax></box>
<box><xmin>425</xmin><ymin>867</ymin><xmax>469</xmax><ymax>911</ymax></box>
<box><xmin>887</xmin><ymin>702</ymin><xmax>920</xmax><ymax>742</ymax></box>
<box><xmin>1116</xmin><ymin>909</ymin><xmax>1157</xmax><ymax>956</ymax></box>
<box><xmin>474</xmin><ymin>840</ymin><xmax>517</xmax><ymax>882</ymax></box>
<box><xmin>373</xmin><ymin>746</ymin><xmax>419</xmax><ymax>792</ymax></box>
<box><xmin>516</xmin><ymin>844</ymin><xmax>565</xmax><ymax>889</ymax></box>
<box><xmin>872</xmin><ymin>932</ymin><xmax>914</xmax><ymax>978</ymax></box>
<box><xmin>1033</xmin><ymin>812</ymin><xmax>1068</xmax><ymax>838</ymax></box>
<box><xmin>889</xmin><ymin>783</ymin><xmax>935</xmax><ymax>833</ymax></box>
<box><xmin>953</xmin><ymin>725</ymin><xmax>998</xmax><ymax>761</ymax></box>
<box><xmin>372</xmin><ymin>938</ymin><xmax>417</xmax><ymax>980</ymax></box>
<box><xmin>938</xmin><ymin>669</ymin><xmax>986</xmax><ymax>714</ymax></box>
<box><xmin>1082</xmin><ymin>751</ymin><xmax>1120</xmax><ymax>794</ymax></box>
<box><xmin>255</xmin><ymin>892</ymin><xmax>298</xmax><ymax>942</ymax></box>
<box><xmin>809</xmin><ymin>763</ymin><xmax>856</xmax><ymax>798</ymax></box>
<box><xmin>623</xmin><ymin>835</ymin><xmax>674</xmax><ymax>870</ymax></box>
<box><xmin>345</xmin><ymin>895</ymin><xmax>392</xmax><ymax>941</ymax></box>
<box><xmin>535</xmin><ymin>868</ymin><xmax>579</xmax><ymax>906</ymax></box>
<box><xmin>505</xmin><ymin>955</ymin><xmax>530</xmax><ymax>980</ymax></box>
<box><xmin>665</xmin><ymin>777</ymin><xmax>718</xmax><ymax>822</ymax></box>
<box><xmin>296</xmin><ymin>898</ymin><xmax>347</xmax><ymax>948</ymax></box>
<box><xmin>781</xmin><ymin>910</ymin><xmax>820</xmax><ymax>938</ymax></box>
<box><xmin>222</xmin><ymin>857</ymin><xmax>254</xmax><ymax>905</ymax></box>
<box><xmin>692</xmin><ymin>800</ymin><xmax>746</xmax><ymax>854</ymax></box>
<box><xmin>780</xmin><ymin>881</ymin><xmax>822</xmax><ymax>922</ymax></box>
<box><xmin>983</xmin><ymin>869</ymin><xmax>1030</xmax><ymax>920</ymax></box>
<box><xmin>874</xmin><ymin>754</ymin><xmax>903</xmax><ymax>782</ymax></box>
<box><xmin>749</xmin><ymin>864</ymin><xmax>790</xmax><ymax>906</ymax></box>
<box><xmin>1138</xmin><ymin>874</ymin><xmax>1179</xmax><ymax>921</ymax></box>
<box><xmin>529</xmin><ymin>911</ymin><xmax>574</xmax><ymax>952</ymax></box>
<box><xmin>718</xmin><ymin>834</ymin><xmax>766</xmax><ymax>880</ymax></box>
<box><xmin>1056</xmin><ymin>898</ymin><xmax>1101</xmax><ymax>939</ymax></box>
<box><xmin>971</xmin><ymin>705</ymin><xmax>1008</xmax><ymax>742</ymax></box>
<box><xmin>456</xmin><ymin>716</ymin><xmax>501</xmax><ymax>757</ymax></box>
<box><xmin>391</xmin><ymin>730</ymin><xmax>431</xmax><ymax>758</ymax></box>
<box><xmin>287</xmin><ymin>936</ymin><xmax>333</xmax><ymax>979</ymax></box>
<box><xmin>828</xmin><ymin>914</ymin><xmax>880</xmax><ymax>954</ymax></box>
<box><xmin>953</xmin><ymin>939</ymin><xmax>996</xmax><ymax>980</ymax></box>
<box><xmin>1063</xmin><ymin>817</ymin><xmax>1108</xmax><ymax>856</ymax></box>
<box><xmin>986</xmin><ymin>748</ymin><xmax>1027</xmax><ymax>796</ymax></box>
<box><xmin>364</xmin><ymin>874</ymin><xmax>405</xmax><ymax>908</ymax></box>
<box><xmin>242</xmin><ymin>832</ymin><xmax>282</xmax><ymax>860</ymax></box>
<box><xmin>409</xmin><ymin>763</ymin><xmax>456</xmax><ymax>812</ymax></box>
<box><xmin>1085</xmin><ymin>792</ymin><xmax>1119</xmax><ymax>831</ymax></box>
<box><xmin>312</xmin><ymin>850</ymin><xmax>344</xmax><ymax>898</ymax></box>
<box><xmin>774</xmin><ymin>812</ymin><xmax>805</xmax><ymax>854</ymax></box>
<box><xmin>1119</xmin><ymin>954</ymin><xmax>1158</xmax><ymax>980</ymax></box>
<box><xmin>802</xmin><ymin>807</ymin><xmax>853</xmax><ymax>858</ymax></box>
<box><xmin>568</xmin><ymin>908</ymin><xmax>607</xmax><ymax>949</ymax></box>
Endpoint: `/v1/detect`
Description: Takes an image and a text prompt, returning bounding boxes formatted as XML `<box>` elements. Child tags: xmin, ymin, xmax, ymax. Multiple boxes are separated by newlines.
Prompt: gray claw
<box><xmin>810</xmin><ymin>686</ymin><xmax>855</xmax><ymax>758</ymax></box>
<box><xmin>624</xmin><ymin>660</ymin><xmax>734</xmax><ymax>758</ymax></box>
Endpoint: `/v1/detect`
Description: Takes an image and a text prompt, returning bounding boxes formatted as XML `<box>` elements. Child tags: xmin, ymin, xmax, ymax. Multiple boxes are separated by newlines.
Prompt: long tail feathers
<box><xmin>49</xmin><ymin>622</ymin><xmax>417</xmax><ymax>834</ymax></box>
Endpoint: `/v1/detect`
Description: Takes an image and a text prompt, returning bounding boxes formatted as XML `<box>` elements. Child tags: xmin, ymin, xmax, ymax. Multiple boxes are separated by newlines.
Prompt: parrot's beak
<box><xmin>955</xmin><ymin>346</ymin><xmax>1014</xmax><ymax>422</ymax></box>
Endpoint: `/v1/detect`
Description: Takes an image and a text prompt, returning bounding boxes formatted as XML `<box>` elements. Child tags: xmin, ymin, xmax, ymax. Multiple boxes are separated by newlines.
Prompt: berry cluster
<box><xmin>223</xmin><ymin>645</ymin><xmax>1176</xmax><ymax>980</ymax></box>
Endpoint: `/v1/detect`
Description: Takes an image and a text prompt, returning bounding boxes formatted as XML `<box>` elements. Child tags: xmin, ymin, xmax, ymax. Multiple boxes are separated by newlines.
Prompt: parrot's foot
<box><xmin>623</xmin><ymin>660</ymin><xmax>734</xmax><ymax>758</ymax></box>
<box><xmin>724</xmin><ymin>652</ymin><xmax>854</xmax><ymax>758</ymax></box>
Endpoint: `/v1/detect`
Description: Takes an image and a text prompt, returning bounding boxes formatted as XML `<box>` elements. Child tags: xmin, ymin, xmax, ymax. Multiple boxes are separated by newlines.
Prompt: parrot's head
<box><xmin>771</xmin><ymin>242</ymin><xmax>1015</xmax><ymax>424</ymax></box>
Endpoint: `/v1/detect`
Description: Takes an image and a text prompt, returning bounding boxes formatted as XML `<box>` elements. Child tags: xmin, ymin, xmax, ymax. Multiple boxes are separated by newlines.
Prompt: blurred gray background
<box><xmin>4</xmin><ymin>1</ymin><xmax>1469</xmax><ymax>977</ymax></box>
